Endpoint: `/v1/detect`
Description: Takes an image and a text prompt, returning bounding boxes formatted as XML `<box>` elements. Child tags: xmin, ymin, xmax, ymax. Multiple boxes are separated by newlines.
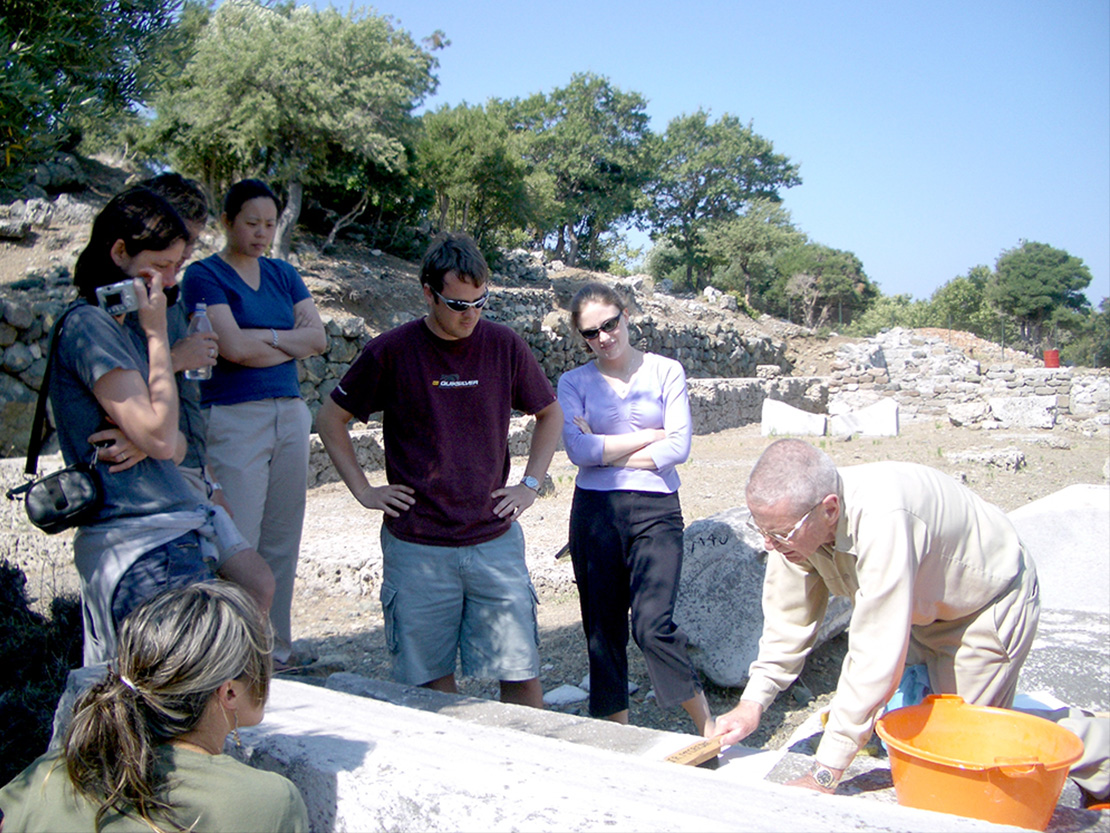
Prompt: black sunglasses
<box><xmin>434</xmin><ymin>288</ymin><xmax>489</xmax><ymax>312</ymax></box>
<box><xmin>579</xmin><ymin>313</ymin><xmax>622</xmax><ymax>340</ymax></box>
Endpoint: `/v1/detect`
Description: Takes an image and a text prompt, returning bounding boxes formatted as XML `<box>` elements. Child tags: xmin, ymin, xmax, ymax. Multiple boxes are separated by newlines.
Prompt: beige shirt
<box><xmin>741</xmin><ymin>462</ymin><xmax>1025</xmax><ymax>770</ymax></box>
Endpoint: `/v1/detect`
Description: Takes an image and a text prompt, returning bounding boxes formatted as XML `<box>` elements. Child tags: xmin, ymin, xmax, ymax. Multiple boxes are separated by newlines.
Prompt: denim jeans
<box><xmin>110</xmin><ymin>530</ymin><xmax>214</xmax><ymax>627</ymax></box>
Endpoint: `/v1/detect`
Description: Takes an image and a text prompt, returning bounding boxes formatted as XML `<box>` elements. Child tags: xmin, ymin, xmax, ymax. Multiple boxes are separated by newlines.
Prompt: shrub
<box><xmin>0</xmin><ymin>560</ymin><xmax>82</xmax><ymax>784</ymax></box>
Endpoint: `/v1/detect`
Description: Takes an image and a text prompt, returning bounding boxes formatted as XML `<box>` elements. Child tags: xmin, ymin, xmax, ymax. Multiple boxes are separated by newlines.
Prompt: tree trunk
<box><xmin>553</xmin><ymin>227</ymin><xmax>566</xmax><ymax>261</ymax></box>
<box><xmin>437</xmin><ymin>194</ymin><xmax>449</xmax><ymax>231</ymax></box>
<box><xmin>274</xmin><ymin>180</ymin><xmax>303</xmax><ymax>261</ymax></box>
<box><xmin>322</xmin><ymin>189</ymin><xmax>371</xmax><ymax>254</ymax></box>
<box><xmin>566</xmin><ymin>224</ymin><xmax>580</xmax><ymax>267</ymax></box>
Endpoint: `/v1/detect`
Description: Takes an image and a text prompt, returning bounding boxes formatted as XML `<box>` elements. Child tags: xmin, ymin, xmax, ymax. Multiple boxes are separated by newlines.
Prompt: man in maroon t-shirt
<box><xmin>317</xmin><ymin>233</ymin><xmax>562</xmax><ymax>708</ymax></box>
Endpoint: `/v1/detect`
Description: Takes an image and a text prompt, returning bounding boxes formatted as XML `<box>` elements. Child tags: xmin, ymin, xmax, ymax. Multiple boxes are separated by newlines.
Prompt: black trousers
<box><xmin>569</xmin><ymin>487</ymin><xmax>700</xmax><ymax>717</ymax></box>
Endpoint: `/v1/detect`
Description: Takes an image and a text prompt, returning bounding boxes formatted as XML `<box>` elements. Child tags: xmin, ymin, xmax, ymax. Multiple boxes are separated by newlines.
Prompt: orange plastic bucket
<box><xmin>1044</xmin><ymin>349</ymin><xmax>1060</xmax><ymax>367</ymax></box>
<box><xmin>875</xmin><ymin>694</ymin><xmax>1083</xmax><ymax>830</ymax></box>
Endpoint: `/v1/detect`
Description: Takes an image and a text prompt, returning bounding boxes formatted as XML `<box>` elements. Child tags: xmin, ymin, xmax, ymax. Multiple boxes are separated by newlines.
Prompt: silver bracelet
<box><xmin>270</xmin><ymin>327</ymin><xmax>279</xmax><ymax>348</ymax></box>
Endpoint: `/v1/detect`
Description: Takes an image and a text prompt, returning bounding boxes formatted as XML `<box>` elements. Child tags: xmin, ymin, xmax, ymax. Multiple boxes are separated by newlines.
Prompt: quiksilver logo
<box><xmin>433</xmin><ymin>373</ymin><xmax>479</xmax><ymax>389</ymax></box>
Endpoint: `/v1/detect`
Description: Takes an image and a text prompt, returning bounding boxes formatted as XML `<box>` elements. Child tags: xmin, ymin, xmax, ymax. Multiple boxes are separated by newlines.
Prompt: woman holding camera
<box><xmin>182</xmin><ymin>179</ymin><xmax>326</xmax><ymax>668</ymax></box>
<box><xmin>55</xmin><ymin>188</ymin><xmax>248</xmax><ymax>665</ymax></box>
<box><xmin>0</xmin><ymin>582</ymin><xmax>309</xmax><ymax>832</ymax></box>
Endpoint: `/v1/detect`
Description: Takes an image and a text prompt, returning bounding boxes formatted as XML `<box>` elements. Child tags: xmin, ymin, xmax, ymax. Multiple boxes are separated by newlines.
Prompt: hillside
<box><xmin>0</xmin><ymin>156</ymin><xmax>1046</xmax><ymax>381</ymax></box>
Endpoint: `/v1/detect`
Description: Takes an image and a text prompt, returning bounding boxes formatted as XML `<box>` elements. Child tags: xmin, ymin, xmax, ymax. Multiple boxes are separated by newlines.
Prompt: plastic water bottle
<box><xmin>184</xmin><ymin>303</ymin><xmax>214</xmax><ymax>381</ymax></box>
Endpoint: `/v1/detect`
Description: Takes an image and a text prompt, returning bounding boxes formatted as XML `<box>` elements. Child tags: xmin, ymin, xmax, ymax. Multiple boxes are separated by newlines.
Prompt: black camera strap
<box><xmin>7</xmin><ymin>301</ymin><xmax>84</xmax><ymax>496</ymax></box>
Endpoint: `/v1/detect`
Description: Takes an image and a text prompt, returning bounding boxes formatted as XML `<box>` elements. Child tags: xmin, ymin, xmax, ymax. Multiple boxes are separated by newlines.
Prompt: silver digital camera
<box><xmin>95</xmin><ymin>280</ymin><xmax>139</xmax><ymax>315</ymax></box>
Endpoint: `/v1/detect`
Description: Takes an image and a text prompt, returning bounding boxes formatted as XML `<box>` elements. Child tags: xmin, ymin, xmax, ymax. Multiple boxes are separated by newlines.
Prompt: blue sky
<box><xmin>316</xmin><ymin>0</ymin><xmax>1109</xmax><ymax>305</ymax></box>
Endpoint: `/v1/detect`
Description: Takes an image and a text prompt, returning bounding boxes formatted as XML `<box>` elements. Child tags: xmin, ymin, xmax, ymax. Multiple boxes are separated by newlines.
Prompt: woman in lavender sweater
<box><xmin>557</xmin><ymin>282</ymin><xmax>712</xmax><ymax>735</ymax></box>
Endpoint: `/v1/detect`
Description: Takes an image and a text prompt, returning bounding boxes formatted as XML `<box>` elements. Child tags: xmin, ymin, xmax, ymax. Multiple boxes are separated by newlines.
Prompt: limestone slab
<box><xmin>760</xmin><ymin>398</ymin><xmax>827</xmax><ymax>437</ymax></box>
<box><xmin>828</xmin><ymin>397</ymin><xmax>900</xmax><ymax>437</ymax></box>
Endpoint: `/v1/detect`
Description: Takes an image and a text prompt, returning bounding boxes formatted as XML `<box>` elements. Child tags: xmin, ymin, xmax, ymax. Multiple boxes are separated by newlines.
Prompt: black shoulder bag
<box><xmin>6</xmin><ymin>303</ymin><xmax>103</xmax><ymax>534</ymax></box>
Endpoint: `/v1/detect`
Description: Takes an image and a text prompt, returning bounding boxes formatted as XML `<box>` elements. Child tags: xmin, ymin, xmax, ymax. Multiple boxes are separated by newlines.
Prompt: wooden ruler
<box><xmin>664</xmin><ymin>736</ymin><xmax>723</xmax><ymax>767</ymax></box>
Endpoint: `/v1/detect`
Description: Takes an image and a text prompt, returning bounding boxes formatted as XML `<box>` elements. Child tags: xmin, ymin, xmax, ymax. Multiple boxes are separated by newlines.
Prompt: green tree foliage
<box><xmin>511</xmin><ymin>73</ymin><xmax>653</xmax><ymax>268</ymax></box>
<box><xmin>926</xmin><ymin>265</ymin><xmax>997</xmax><ymax>337</ymax></box>
<box><xmin>646</xmin><ymin>239</ymin><xmax>687</xmax><ymax>287</ymax></box>
<box><xmin>770</xmin><ymin>243</ymin><xmax>876</xmax><ymax>328</ymax></box>
<box><xmin>151</xmin><ymin>0</ymin><xmax>437</xmax><ymax>257</ymax></box>
<box><xmin>845</xmin><ymin>294</ymin><xmax>932</xmax><ymax>335</ymax></box>
<box><xmin>1060</xmin><ymin>298</ymin><xmax>1110</xmax><ymax>368</ymax></box>
<box><xmin>416</xmin><ymin>102</ymin><xmax>532</xmax><ymax>248</ymax></box>
<box><xmin>703</xmin><ymin>200</ymin><xmax>804</xmax><ymax>305</ymax></box>
<box><xmin>646</xmin><ymin>110</ymin><xmax>801</xmax><ymax>290</ymax></box>
<box><xmin>0</xmin><ymin>0</ymin><xmax>181</xmax><ymax>181</ymax></box>
<box><xmin>987</xmin><ymin>240</ymin><xmax>1092</xmax><ymax>351</ymax></box>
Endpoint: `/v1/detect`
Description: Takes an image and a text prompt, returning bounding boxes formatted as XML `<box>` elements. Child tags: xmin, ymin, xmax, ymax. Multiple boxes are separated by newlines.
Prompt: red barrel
<box><xmin>1044</xmin><ymin>349</ymin><xmax>1060</xmax><ymax>368</ymax></box>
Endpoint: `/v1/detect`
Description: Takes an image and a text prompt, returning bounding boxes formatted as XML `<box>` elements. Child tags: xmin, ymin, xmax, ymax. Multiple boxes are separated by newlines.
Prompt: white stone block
<box><xmin>988</xmin><ymin>395</ymin><xmax>1057</xmax><ymax>429</ymax></box>
<box><xmin>947</xmin><ymin>401</ymin><xmax>990</xmax><ymax>426</ymax></box>
<box><xmin>760</xmin><ymin>398</ymin><xmax>827</xmax><ymax>436</ymax></box>
<box><xmin>828</xmin><ymin>397</ymin><xmax>899</xmax><ymax>437</ymax></box>
<box><xmin>543</xmin><ymin>684</ymin><xmax>589</xmax><ymax>706</ymax></box>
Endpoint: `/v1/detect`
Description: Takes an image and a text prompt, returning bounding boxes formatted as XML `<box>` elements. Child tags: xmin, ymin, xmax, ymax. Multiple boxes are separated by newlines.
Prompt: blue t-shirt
<box><xmin>50</xmin><ymin>303</ymin><xmax>194</xmax><ymax>523</ymax></box>
<box><xmin>181</xmin><ymin>255</ymin><xmax>311</xmax><ymax>406</ymax></box>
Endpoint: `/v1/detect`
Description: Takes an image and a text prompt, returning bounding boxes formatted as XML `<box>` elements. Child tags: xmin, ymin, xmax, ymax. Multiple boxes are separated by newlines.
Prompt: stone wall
<box><xmin>483</xmin><ymin>290</ymin><xmax>790</xmax><ymax>382</ymax></box>
<box><xmin>4</xmin><ymin>289</ymin><xmax>1106</xmax><ymax>459</ymax></box>
<box><xmin>0</xmin><ymin>283</ymin><xmax>796</xmax><ymax>457</ymax></box>
<box><xmin>829</xmin><ymin>327</ymin><xmax>1110</xmax><ymax>430</ymax></box>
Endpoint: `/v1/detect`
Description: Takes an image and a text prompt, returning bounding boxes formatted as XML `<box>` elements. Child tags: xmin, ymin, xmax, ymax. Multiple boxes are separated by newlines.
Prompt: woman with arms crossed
<box><xmin>557</xmin><ymin>283</ymin><xmax>713</xmax><ymax>735</ymax></box>
<box><xmin>182</xmin><ymin>179</ymin><xmax>326</xmax><ymax>668</ymax></box>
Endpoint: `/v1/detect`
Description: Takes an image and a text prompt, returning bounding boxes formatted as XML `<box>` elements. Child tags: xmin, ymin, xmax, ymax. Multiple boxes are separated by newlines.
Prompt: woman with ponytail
<box><xmin>0</xmin><ymin>583</ymin><xmax>308</xmax><ymax>832</ymax></box>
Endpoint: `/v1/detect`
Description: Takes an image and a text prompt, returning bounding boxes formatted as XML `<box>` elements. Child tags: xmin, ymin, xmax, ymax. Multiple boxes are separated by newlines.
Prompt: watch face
<box><xmin>522</xmin><ymin>475</ymin><xmax>540</xmax><ymax>491</ymax></box>
<box><xmin>813</xmin><ymin>766</ymin><xmax>837</xmax><ymax>788</ymax></box>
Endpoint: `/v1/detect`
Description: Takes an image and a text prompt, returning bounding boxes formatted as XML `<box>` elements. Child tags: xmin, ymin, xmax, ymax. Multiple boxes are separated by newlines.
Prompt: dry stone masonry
<box><xmin>2</xmin><ymin>279</ymin><xmax>1107</xmax><ymax>459</ymax></box>
<box><xmin>0</xmin><ymin>279</ymin><xmax>801</xmax><ymax>456</ymax></box>
<box><xmin>829</xmin><ymin>327</ymin><xmax>1109</xmax><ymax>433</ymax></box>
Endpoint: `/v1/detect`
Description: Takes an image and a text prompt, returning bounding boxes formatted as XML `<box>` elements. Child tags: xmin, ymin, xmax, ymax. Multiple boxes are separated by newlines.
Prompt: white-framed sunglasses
<box><xmin>434</xmin><ymin>288</ymin><xmax>489</xmax><ymax>312</ymax></box>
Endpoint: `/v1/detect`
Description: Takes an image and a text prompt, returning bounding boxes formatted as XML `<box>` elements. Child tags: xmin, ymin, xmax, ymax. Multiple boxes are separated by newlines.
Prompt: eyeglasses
<box><xmin>746</xmin><ymin>500</ymin><xmax>824</xmax><ymax>545</ymax></box>
<box><xmin>579</xmin><ymin>313</ymin><xmax>622</xmax><ymax>340</ymax></box>
<box><xmin>434</xmin><ymin>288</ymin><xmax>489</xmax><ymax>312</ymax></box>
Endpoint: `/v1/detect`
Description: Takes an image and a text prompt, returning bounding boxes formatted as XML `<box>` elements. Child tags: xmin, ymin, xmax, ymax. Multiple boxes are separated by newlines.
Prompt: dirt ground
<box><xmin>287</xmin><ymin>418</ymin><xmax>1110</xmax><ymax>750</ymax></box>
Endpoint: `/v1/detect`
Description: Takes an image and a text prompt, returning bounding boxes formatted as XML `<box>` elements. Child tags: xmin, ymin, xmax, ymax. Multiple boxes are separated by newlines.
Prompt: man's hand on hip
<box><xmin>491</xmin><ymin>483</ymin><xmax>537</xmax><ymax>519</ymax></box>
<box><xmin>358</xmin><ymin>483</ymin><xmax>415</xmax><ymax>517</ymax></box>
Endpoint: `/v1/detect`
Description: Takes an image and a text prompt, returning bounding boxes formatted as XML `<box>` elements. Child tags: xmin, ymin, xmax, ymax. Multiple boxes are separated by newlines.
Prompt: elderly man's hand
<box><xmin>711</xmin><ymin>700</ymin><xmax>763</xmax><ymax>746</ymax></box>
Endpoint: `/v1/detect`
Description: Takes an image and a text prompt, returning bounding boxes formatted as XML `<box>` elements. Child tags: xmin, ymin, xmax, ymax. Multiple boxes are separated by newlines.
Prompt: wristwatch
<box><xmin>812</xmin><ymin>764</ymin><xmax>841</xmax><ymax>789</ymax></box>
<box><xmin>520</xmin><ymin>475</ymin><xmax>540</xmax><ymax>492</ymax></box>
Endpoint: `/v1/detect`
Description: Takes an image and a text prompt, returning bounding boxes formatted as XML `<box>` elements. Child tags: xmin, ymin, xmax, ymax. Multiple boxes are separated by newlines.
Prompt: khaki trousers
<box><xmin>906</xmin><ymin>545</ymin><xmax>1040</xmax><ymax>708</ymax></box>
<box><xmin>207</xmin><ymin>397</ymin><xmax>310</xmax><ymax>662</ymax></box>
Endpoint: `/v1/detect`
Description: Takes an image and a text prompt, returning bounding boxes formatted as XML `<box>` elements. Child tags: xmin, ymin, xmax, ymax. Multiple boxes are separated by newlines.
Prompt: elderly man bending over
<box><xmin>713</xmin><ymin>438</ymin><xmax>1039</xmax><ymax>793</ymax></box>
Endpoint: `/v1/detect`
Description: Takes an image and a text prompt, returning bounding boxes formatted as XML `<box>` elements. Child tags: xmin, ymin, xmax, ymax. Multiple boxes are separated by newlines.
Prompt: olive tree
<box><xmin>152</xmin><ymin>0</ymin><xmax>438</xmax><ymax>257</ymax></box>
<box><xmin>646</xmin><ymin>110</ymin><xmax>800</xmax><ymax>290</ymax></box>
